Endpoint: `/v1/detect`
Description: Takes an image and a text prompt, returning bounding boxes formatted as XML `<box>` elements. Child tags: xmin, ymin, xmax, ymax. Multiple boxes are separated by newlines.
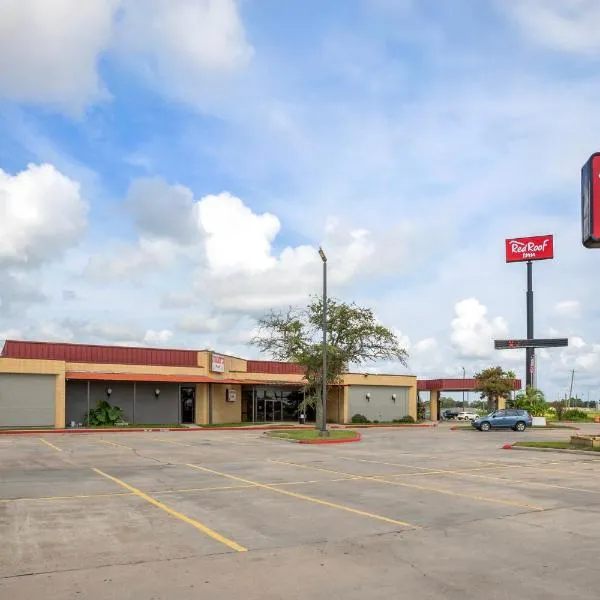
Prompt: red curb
<box><xmin>502</xmin><ymin>443</ymin><xmax>513</xmax><ymax>450</ymax></box>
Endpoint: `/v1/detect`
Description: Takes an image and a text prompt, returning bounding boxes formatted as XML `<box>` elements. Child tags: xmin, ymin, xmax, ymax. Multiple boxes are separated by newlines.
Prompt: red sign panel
<box><xmin>505</xmin><ymin>235</ymin><xmax>554</xmax><ymax>263</ymax></box>
<box><xmin>582</xmin><ymin>153</ymin><xmax>600</xmax><ymax>248</ymax></box>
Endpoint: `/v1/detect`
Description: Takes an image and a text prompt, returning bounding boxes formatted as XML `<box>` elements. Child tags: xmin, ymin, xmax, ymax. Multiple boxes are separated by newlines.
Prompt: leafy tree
<box><xmin>417</xmin><ymin>392</ymin><xmax>426</xmax><ymax>421</ymax></box>
<box><xmin>252</xmin><ymin>296</ymin><xmax>409</xmax><ymax>429</ymax></box>
<box><xmin>474</xmin><ymin>366</ymin><xmax>516</xmax><ymax>412</ymax></box>
<box><xmin>510</xmin><ymin>387</ymin><xmax>547</xmax><ymax>417</ymax></box>
<box><xmin>440</xmin><ymin>396</ymin><xmax>456</xmax><ymax>409</ymax></box>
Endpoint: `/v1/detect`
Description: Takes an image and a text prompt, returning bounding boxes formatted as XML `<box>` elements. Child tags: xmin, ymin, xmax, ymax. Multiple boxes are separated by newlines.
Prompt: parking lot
<box><xmin>2</xmin><ymin>424</ymin><xmax>600</xmax><ymax>599</ymax></box>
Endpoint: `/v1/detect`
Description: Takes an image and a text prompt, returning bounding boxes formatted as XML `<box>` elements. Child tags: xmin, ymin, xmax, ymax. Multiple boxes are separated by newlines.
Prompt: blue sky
<box><xmin>2</xmin><ymin>0</ymin><xmax>600</xmax><ymax>400</ymax></box>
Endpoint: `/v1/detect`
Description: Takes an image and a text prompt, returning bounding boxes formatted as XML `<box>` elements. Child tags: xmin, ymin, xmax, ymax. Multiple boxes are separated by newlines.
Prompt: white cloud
<box><xmin>450</xmin><ymin>298</ymin><xmax>509</xmax><ymax>359</ymax></box>
<box><xmin>501</xmin><ymin>0</ymin><xmax>600</xmax><ymax>55</ymax></box>
<box><xmin>413</xmin><ymin>337</ymin><xmax>436</xmax><ymax>353</ymax></box>
<box><xmin>554</xmin><ymin>300</ymin><xmax>580</xmax><ymax>318</ymax></box>
<box><xmin>0</xmin><ymin>0</ymin><xmax>117</xmax><ymax>112</ymax></box>
<box><xmin>114</xmin><ymin>0</ymin><xmax>253</xmax><ymax>107</ymax></box>
<box><xmin>177</xmin><ymin>314</ymin><xmax>229</xmax><ymax>334</ymax></box>
<box><xmin>143</xmin><ymin>329</ymin><xmax>173</xmax><ymax>344</ymax></box>
<box><xmin>0</xmin><ymin>164</ymin><xmax>87</xmax><ymax>265</ymax></box>
<box><xmin>197</xmin><ymin>192</ymin><xmax>280</xmax><ymax>275</ymax></box>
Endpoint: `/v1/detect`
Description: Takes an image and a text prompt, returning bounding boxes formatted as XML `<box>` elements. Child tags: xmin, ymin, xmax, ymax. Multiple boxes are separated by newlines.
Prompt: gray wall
<box><xmin>348</xmin><ymin>385</ymin><xmax>409</xmax><ymax>422</ymax></box>
<box><xmin>0</xmin><ymin>374</ymin><xmax>55</xmax><ymax>427</ymax></box>
<box><xmin>66</xmin><ymin>381</ymin><xmax>180</xmax><ymax>425</ymax></box>
<box><xmin>134</xmin><ymin>382</ymin><xmax>180</xmax><ymax>424</ymax></box>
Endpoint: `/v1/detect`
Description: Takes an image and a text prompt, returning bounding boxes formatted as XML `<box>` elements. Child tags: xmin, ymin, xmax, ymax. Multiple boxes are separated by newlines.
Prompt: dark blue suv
<box><xmin>472</xmin><ymin>409</ymin><xmax>532</xmax><ymax>432</ymax></box>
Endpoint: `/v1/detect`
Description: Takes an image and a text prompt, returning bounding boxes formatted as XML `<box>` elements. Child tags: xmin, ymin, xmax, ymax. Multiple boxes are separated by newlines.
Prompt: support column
<box><xmin>497</xmin><ymin>396</ymin><xmax>506</xmax><ymax>410</ymax></box>
<box><xmin>430</xmin><ymin>390</ymin><xmax>439</xmax><ymax>421</ymax></box>
<box><xmin>526</xmin><ymin>261</ymin><xmax>535</xmax><ymax>388</ymax></box>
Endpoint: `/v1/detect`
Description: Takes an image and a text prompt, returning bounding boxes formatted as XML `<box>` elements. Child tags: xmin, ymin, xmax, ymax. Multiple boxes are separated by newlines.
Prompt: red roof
<box><xmin>246</xmin><ymin>360</ymin><xmax>305</xmax><ymax>375</ymax></box>
<box><xmin>1</xmin><ymin>340</ymin><xmax>198</xmax><ymax>368</ymax></box>
<box><xmin>417</xmin><ymin>378</ymin><xmax>522</xmax><ymax>392</ymax></box>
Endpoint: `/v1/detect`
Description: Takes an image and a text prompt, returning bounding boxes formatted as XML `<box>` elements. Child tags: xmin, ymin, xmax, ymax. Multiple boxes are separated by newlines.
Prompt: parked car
<box><xmin>441</xmin><ymin>409</ymin><xmax>460</xmax><ymax>420</ymax></box>
<box><xmin>472</xmin><ymin>409</ymin><xmax>532</xmax><ymax>432</ymax></box>
<box><xmin>456</xmin><ymin>411</ymin><xmax>478</xmax><ymax>421</ymax></box>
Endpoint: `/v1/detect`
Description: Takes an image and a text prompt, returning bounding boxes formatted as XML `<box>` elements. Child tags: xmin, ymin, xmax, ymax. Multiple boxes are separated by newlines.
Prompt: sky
<box><xmin>1</xmin><ymin>0</ymin><xmax>600</xmax><ymax>401</ymax></box>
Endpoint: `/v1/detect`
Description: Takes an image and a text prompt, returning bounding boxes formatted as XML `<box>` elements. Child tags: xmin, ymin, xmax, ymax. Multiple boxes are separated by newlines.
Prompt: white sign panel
<box><xmin>211</xmin><ymin>353</ymin><xmax>225</xmax><ymax>373</ymax></box>
<box><xmin>227</xmin><ymin>389</ymin><xmax>237</xmax><ymax>402</ymax></box>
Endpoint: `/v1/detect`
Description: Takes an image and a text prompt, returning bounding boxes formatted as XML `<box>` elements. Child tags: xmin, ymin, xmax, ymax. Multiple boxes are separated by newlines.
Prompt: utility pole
<box><xmin>462</xmin><ymin>367</ymin><xmax>466</xmax><ymax>410</ymax></box>
<box><xmin>318</xmin><ymin>247</ymin><xmax>328</xmax><ymax>435</ymax></box>
<box><xmin>569</xmin><ymin>369</ymin><xmax>575</xmax><ymax>407</ymax></box>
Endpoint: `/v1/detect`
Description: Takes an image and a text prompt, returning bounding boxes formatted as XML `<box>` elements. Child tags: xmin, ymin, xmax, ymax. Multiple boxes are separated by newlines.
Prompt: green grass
<box><xmin>265</xmin><ymin>429</ymin><xmax>357</xmax><ymax>441</ymax></box>
<box><xmin>513</xmin><ymin>441</ymin><xmax>600</xmax><ymax>452</ymax></box>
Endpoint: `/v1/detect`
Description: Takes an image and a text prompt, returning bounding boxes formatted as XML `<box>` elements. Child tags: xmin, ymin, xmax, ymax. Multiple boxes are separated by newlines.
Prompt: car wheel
<box><xmin>480</xmin><ymin>421</ymin><xmax>491</xmax><ymax>432</ymax></box>
<box><xmin>514</xmin><ymin>421</ymin><xmax>526</xmax><ymax>432</ymax></box>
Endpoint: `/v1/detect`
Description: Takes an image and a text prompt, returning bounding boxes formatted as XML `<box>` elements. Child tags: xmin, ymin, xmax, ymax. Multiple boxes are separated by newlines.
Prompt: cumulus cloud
<box><xmin>143</xmin><ymin>329</ymin><xmax>173</xmax><ymax>344</ymax></box>
<box><xmin>0</xmin><ymin>0</ymin><xmax>251</xmax><ymax>113</ymax></box>
<box><xmin>0</xmin><ymin>164</ymin><xmax>87</xmax><ymax>266</ymax></box>
<box><xmin>554</xmin><ymin>300</ymin><xmax>580</xmax><ymax>318</ymax></box>
<box><xmin>450</xmin><ymin>298</ymin><xmax>509</xmax><ymax>359</ymax></box>
<box><xmin>413</xmin><ymin>337</ymin><xmax>437</xmax><ymax>353</ymax></box>
<box><xmin>500</xmin><ymin>0</ymin><xmax>600</xmax><ymax>55</ymax></box>
<box><xmin>0</xmin><ymin>0</ymin><xmax>117</xmax><ymax>112</ymax></box>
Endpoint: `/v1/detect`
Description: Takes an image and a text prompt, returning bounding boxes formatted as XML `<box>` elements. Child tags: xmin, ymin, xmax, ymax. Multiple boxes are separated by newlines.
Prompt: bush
<box><xmin>562</xmin><ymin>409</ymin><xmax>589</xmax><ymax>422</ymax></box>
<box><xmin>351</xmin><ymin>413</ymin><xmax>370</xmax><ymax>424</ymax></box>
<box><xmin>86</xmin><ymin>400</ymin><xmax>124</xmax><ymax>426</ymax></box>
<box><xmin>393</xmin><ymin>415</ymin><xmax>415</xmax><ymax>424</ymax></box>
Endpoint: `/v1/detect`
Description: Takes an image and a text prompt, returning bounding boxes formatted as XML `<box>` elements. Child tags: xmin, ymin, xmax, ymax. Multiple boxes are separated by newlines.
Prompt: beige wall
<box><xmin>195</xmin><ymin>383</ymin><xmax>209</xmax><ymax>425</ymax></box>
<box><xmin>327</xmin><ymin>386</ymin><xmax>343</xmax><ymax>423</ymax></box>
<box><xmin>67</xmin><ymin>362</ymin><xmax>207</xmax><ymax>376</ymax></box>
<box><xmin>211</xmin><ymin>384</ymin><xmax>242</xmax><ymax>424</ymax></box>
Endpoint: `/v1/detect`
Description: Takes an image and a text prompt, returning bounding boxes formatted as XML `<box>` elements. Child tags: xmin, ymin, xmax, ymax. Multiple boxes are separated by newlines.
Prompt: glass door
<box><xmin>180</xmin><ymin>387</ymin><xmax>195</xmax><ymax>423</ymax></box>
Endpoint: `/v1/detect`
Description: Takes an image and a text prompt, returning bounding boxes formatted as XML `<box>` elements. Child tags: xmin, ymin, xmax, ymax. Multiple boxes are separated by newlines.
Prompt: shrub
<box><xmin>86</xmin><ymin>400</ymin><xmax>124</xmax><ymax>426</ymax></box>
<box><xmin>562</xmin><ymin>409</ymin><xmax>589</xmax><ymax>422</ymax></box>
<box><xmin>393</xmin><ymin>415</ymin><xmax>415</xmax><ymax>424</ymax></box>
<box><xmin>351</xmin><ymin>413</ymin><xmax>370</xmax><ymax>424</ymax></box>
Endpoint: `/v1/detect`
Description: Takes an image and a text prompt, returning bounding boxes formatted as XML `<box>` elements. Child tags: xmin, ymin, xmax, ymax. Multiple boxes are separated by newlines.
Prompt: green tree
<box><xmin>252</xmin><ymin>297</ymin><xmax>409</xmax><ymax>430</ymax></box>
<box><xmin>440</xmin><ymin>396</ymin><xmax>456</xmax><ymax>409</ymax></box>
<box><xmin>510</xmin><ymin>387</ymin><xmax>547</xmax><ymax>417</ymax></box>
<box><xmin>474</xmin><ymin>366</ymin><xmax>516</xmax><ymax>412</ymax></box>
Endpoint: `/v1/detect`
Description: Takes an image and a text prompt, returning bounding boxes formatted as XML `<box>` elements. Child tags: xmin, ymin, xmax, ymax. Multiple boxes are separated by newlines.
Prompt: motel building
<box><xmin>0</xmin><ymin>340</ymin><xmax>419</xmax><ymax>429</ymax></box>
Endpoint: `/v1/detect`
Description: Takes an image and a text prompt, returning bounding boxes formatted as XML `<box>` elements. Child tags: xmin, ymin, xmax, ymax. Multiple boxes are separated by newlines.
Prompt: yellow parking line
<box><xmin>186</xmin><ymin>463</ymin><xmax>418</xmax><ymax>529</ymax></box>
<box><xmin>39</xmin><ymin>438</ymin><xmax>62</xmax><ymax>452</ymax></box>
<box><xmin>98</xmin><ymin>439</ymin><xmax>133</xmax><ymax>450</ymax></box>
<box><xmin>271</xmin><ymin>460</ymin><xmax>544</xmax><ymax>511</ymax></box>
<box><xmin>92</xmin><ymin>468</ymin><xmax>247</xmax><ymax>553</ymax></box>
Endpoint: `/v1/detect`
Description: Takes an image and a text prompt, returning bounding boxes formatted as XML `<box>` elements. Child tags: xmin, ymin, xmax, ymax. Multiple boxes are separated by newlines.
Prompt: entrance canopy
<box><xmin>418</xmin><ymin>378</ymin><xmax>522</xmax><ymax>393</ymax></box>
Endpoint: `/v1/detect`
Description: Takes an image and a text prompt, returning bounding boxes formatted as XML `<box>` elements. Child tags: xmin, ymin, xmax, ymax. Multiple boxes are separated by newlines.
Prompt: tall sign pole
<box><xmin>526</xmin><ymin>261</ymin><xmax>534</xmax><ymax>388</ymax></box>
<box><xmin>582</xmin><ymin>153</ymin><xmax>600</xmax><ymax>248</ymax></box>
<box><xmin>505</xmin><ymin>235</ymin><xmax>554</xmax><ymax>388</ymax></box>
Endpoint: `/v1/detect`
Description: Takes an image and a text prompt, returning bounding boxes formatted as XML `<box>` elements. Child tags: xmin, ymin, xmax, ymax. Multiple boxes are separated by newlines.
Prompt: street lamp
<box><xmin>318</xmin><ymin>247</ymin><xmax>328</xmax><ymax>435</ymax></box>
<box><xmin>462</xmin><ymin>367</ymin><xmax>466</xmax><ymax>410</ymax></box>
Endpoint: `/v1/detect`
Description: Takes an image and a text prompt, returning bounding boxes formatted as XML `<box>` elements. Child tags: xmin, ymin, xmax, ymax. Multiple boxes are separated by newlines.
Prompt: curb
<box><xmin>264</xmin><ymin>432</ymin><xmax>362</xmax><ymax>445</ymax></box>
<box><xmin>0</xmin><ymin>425</ymin><xmax>314</xmax><ymax>436</ymax></box>
<box><xmin>502</xmin><ymin>443</ymin><xmax>600</xmax><ymax>456</ymax></box>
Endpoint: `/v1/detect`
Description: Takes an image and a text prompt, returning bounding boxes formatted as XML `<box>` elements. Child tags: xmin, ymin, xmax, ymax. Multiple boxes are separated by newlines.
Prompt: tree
<box><xmin>440</xmin><ymin>396</ymin><xmax>456</xmax><ymax>409</ymax></box>
<box><xmin>252</xmin><ymin>296</ymin><xmax>409</xmax><ymax>429</ymax></box>
<box><xmin>474</xmin><ymin>366</ymin><xmax>516</xmax><ymax>412</ymax></box>
<box><xmin>509</xmin><ymin>387</ymin><xmax>547</xmax><ymax>417</ymax></box>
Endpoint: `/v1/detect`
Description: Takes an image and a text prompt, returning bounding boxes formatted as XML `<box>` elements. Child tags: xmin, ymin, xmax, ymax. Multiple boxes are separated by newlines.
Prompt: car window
<box><xmin>506</xmin><ymin>410</ymin><xmax>517</xmax><ymax>416</ymax></box>
<box><xmin>494</xmin><ymin>410</ymin><xmax>506</xmax><ymax>417</ymax></box>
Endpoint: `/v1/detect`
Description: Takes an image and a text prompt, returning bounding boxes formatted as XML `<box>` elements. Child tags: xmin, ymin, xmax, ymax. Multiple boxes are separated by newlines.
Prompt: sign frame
<box><xmin>494</xmin><ymin>338</ymin><xmax>569</xmax><ymax>350</ymax></box>
<box><xmin>226</xmin><ymin>389</ymin><xmax>237</xmax><ymax>403</ymax></box>
<box><xmin>505</xmin><ymin>235</ymin><xmax>554</xmax><ymax>263</ymax></box>
<box><xmin>581</xmin><ymin>152</ymin><xmax>600</xmax><ymax>248</ymax></box>
<box><xmin>210</xmin><ymin>353</ymin><xmax>225</xmax><ymax>373</ymax></box>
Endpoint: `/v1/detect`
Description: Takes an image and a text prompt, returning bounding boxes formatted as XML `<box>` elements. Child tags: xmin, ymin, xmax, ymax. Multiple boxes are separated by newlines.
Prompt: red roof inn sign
<box><xmin>505</xmin><ymin>235</ymin><xmax>554</xmax><ymax>263</ymax></box>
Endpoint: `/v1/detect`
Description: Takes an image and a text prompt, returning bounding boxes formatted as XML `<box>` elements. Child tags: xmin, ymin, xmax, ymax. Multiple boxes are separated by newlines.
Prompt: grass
<box><xmin>513</xmin><ymin>441</ymin><xmax>600</xmax><ymax>452</ymax></box>
<box><xmin>265</xmin><ymin>429</ymin><xmax>358</xmax><ymax>441</ymax></box>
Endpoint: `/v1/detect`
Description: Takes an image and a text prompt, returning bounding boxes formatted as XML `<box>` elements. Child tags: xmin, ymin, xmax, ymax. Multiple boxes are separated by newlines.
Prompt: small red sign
<box><xmin>505</xmin><ymin>235</ymin><xmax>554</xmax><ymax>263</ymax></box>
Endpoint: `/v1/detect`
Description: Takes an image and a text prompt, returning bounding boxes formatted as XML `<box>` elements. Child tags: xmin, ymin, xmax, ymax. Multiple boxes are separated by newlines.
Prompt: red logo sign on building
<box><xmin>505</xmin><ymin>235</ymin><xmax>554</xmax><ymax>263</ymax></box>
<box><xmin>582</xmin><ymin>153</ymin><xmax>600</xmax><ymax>248</ymax></box>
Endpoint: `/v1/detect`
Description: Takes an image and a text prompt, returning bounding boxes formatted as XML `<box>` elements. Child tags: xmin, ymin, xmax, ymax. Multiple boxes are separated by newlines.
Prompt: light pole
<box><xmin>462</xmin><ymin>367</ymin><xmax>466</xmax><ymax>410</ymax></box>
<box><xmin>318</xmin><ymin>247</ymin><xmax>328</xmax><ymax>435</ymax></box>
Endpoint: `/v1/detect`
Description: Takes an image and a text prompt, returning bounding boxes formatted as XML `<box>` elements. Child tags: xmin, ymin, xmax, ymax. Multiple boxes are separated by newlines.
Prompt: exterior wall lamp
<box><xmin>391</xmin><ymin>393</ymin><xmax>397</xmax><ymax>401</ymax></box>
<box><xmin>155</xmin><ymin>388</ymin><xmax>161</xmax><ymax>399</ymax></box>
<box><xmin>106</xmin><ymin>387</ymin><xmax>112</xmax><ymax>398</ymax></box>
<box><xmin>365</xmin><ymin>392</ymin><xmax>371</xmax><ymax>401</ymax></box>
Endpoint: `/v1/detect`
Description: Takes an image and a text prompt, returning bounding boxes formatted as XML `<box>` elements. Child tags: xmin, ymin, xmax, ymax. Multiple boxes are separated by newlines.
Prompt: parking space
<box><xmin>2</xmin><ymin>425</ymin><xmax>600</xmax><ymax>599</ymax></box>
